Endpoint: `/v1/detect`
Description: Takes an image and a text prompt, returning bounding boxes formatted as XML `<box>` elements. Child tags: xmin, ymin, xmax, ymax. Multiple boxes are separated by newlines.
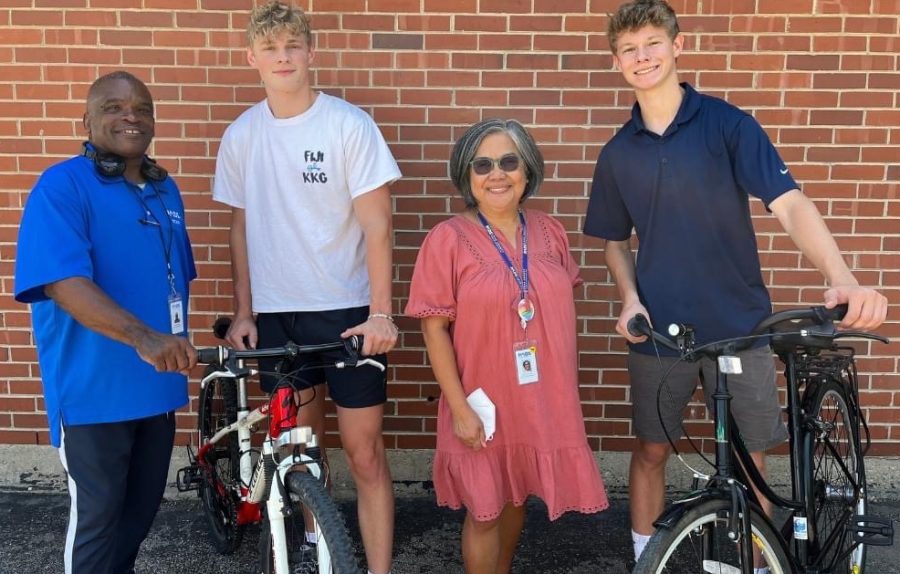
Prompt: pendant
<box><xmin>517</xmin><ymin>298</ymin><xmax>535</xmax><ymax>323</ymax></box>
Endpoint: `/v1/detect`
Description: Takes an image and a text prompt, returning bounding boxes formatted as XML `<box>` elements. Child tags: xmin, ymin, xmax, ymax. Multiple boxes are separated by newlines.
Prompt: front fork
<box><xmin>266</xmin><ymin>429</ymin><xmax>326</xmax><ymax>574</ymax></box>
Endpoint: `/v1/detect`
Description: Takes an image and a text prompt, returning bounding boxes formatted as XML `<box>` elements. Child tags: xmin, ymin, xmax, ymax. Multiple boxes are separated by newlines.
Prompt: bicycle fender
<box><xmin>652</xmin><ymin>493</ymin><xmax>798</xmax><ymax>572</ymax></box>
<box><xmin>652</xmin><ymin>494</ymin><xmax>720</xmax><ymax>530</ymax></box>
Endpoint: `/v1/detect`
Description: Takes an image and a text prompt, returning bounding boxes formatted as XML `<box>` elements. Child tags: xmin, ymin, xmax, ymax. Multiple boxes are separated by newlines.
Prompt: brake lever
<box><xmin>199</xmin><ymin>367</ymin><xmax>254</xmax><ymax>389</ymax></box>
<box><xmin>334</xmin><ymin>357</ymin><xmax>386</xmax><ymax>372</ymax></box>
<box><xmin>833</xmin><ymin>331</ymin><xmax>890</xmax><ymax>344</ymax></box>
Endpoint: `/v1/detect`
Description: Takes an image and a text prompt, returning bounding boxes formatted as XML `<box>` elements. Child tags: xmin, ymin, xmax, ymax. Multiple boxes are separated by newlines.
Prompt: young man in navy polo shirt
<box><xmin>15</xmin><ymin>71</ymin><xmax>197</xmax><ymax>574</ymax></box>
<box><xmin>583</xmin><ymin>0</ymin><xmax>887</xmax><ymax>567</ymax></box>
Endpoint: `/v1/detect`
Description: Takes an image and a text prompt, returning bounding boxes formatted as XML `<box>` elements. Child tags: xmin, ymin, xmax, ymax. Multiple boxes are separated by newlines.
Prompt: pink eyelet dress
<box><xmin>405</xmin><ymin>209</ymin><xmax>609</xmax><ymax>522</ymax></box>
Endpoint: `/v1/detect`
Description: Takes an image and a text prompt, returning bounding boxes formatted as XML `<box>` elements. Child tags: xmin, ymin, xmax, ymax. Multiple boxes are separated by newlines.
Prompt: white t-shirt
<box><xmin>213</xmin><ymin>93</ymin><xmax>401</xmax><ymax>312</ymax></box>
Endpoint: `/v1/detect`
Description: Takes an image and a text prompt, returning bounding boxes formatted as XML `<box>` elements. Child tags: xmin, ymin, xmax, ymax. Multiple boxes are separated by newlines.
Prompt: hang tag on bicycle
<box><xmin>717</xmin><ymin>355</ymin><xmax>742</xmax><ymax>375</ymax></box>
<box><xmin>513</xmin><ymin>340</ymin><xmax>539</xmax><ymax>385</ymax></box>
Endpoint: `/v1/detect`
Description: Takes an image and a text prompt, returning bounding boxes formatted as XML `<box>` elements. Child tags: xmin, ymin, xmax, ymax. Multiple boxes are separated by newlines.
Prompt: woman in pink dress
<box><xmin>405</xmin><ymin>118</ymin><xmax>608</xmax><ymax>573</ymax></box>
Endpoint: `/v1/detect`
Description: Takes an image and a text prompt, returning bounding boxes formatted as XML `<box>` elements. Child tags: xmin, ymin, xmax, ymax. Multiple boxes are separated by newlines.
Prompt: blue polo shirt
<box><xmin>15</xmin><ymin>155</ymin><xmax>196</xmax><ymax>446</ymax></box>
<box><xmin>584</xmin><ymin>83</ymin><xmax>798</xmax><ymax>354</ymax></box>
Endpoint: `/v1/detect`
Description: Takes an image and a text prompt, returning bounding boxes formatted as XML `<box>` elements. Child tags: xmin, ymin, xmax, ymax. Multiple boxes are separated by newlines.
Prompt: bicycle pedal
<box><xmin>850</xmin><ymin>514</ymin><xmax>894</xmax><ymax>546</ymax></box>
<box><xmin>175</xmin><ymin>465</ymin><xmax>202</xmax><ymax>492</ymax></box>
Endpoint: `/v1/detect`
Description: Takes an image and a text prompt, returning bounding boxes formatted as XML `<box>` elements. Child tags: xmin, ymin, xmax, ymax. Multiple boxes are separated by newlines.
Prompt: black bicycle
<box><xmin>629</xmin><ymin>304</ymin><xmax>894</xmax><ymax>574</ymax></box>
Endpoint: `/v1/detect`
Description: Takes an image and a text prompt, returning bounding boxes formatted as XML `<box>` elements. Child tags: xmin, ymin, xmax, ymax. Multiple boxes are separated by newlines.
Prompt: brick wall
<box><xmin>1</xmin><ymin>0</ymin><xmax>897</xmax><ymax>454</ymax></box>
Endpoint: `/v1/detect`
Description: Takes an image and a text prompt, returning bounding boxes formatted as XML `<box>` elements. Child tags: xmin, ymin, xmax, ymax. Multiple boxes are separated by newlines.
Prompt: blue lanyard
<box><xmin>129</xmin><ymin>182</ymin><xmax>177</xmax><ymax>295</ymax></box>
<box><xmin>476</xmin><ymin>210</ymin><xmax>528</xmax><ymax>300</ymax></box>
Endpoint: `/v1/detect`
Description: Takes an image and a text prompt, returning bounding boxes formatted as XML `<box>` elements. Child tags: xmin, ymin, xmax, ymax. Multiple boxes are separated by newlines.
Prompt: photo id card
<box><xmin>513</xmin><ymin>340</ymin><xmax>539</xmax><ymax>385</ymax></box>
<box><xmin>169</xmin><ymin>294</ymin><xmax>184</xmax><ymax>334</ymax></box>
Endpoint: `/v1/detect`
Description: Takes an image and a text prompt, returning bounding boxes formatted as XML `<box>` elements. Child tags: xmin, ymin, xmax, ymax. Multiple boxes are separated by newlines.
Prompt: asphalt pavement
<box><xmin>1</xmin><ymin>487</ymin><xmax>899</xmax><ymax>574</ymax></box>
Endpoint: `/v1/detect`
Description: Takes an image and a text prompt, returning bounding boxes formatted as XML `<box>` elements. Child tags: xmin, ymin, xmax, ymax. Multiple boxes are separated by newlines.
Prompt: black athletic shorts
<box><xmin>256</xmin><ymin>307</ymin><xmax>388</xmax><ymax>408</ymax></box>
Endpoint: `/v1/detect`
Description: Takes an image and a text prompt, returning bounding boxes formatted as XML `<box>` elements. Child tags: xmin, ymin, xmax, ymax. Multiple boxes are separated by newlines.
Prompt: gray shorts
<box><xmin>628</xmin><ymin>345</ymin><xmax>788</xmax><ymax>452</ymax></box>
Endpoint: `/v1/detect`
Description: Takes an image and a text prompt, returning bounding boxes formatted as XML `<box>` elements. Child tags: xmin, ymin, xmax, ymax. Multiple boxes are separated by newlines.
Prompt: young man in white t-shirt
<box><xmin>212</xmin><ymin>3</ymin><xmax>401</xmax><ymax>573</ymax></box>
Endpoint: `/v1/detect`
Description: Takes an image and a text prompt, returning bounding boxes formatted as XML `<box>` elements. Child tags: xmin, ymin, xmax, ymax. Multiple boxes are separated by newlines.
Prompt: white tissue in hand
<box><xmin>466</xmin><ymin>387</ymin><xmax>496</xmax><ymax>441</ymax></box>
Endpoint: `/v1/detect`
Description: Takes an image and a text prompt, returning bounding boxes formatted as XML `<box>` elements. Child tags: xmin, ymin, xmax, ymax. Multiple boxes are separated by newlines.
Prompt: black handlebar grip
<box><xmin>347</xmin><ymin>335</ymin><xmax>363</xmax><ymax>353</ymax></box>
<box><xmin>816</xmin><ymin>304</ymin><xmax>848</xmax><ymax>323</ymax></box>
<box><xmin>212</xmin><ymin>317</ymin><xmax>232</xmax><ymax>340</ymax></box>
<box><xmin>627</xmin><ymin>314</ymin><xmax>651</xmax><ymax>337</ymax></box>
<box><xmin>197</xmin><ymin>347</ymin><xmax>221</xmax><ymax>364</ymax></box>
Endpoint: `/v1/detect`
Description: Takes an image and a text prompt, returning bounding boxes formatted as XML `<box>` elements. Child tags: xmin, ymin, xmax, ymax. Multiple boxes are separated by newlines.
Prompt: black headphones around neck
<box><xmin>80</xmin><ymin>141</ymin><xmax>168</xmax><ymax>182</ymax></box>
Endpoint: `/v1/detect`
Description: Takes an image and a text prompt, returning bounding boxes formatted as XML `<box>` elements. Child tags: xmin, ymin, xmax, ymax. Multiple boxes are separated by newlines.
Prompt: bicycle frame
<box><xmin>653</xmin><ymin>349</ymin><xmax>792</xmax><ymax>573</ymax></box>
<box><xmin>196</xmin><ymin>358</ymin><xmax>330</xmax><ymax>574</ymax></box>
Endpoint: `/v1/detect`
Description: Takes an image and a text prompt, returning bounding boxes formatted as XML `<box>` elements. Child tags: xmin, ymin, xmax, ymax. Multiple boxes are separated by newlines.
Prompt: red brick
<box><xmin>11</xmin><ymin>9</ymin><xmax>63</xmax><ymax>25</ymax></box>
<box><xmin>0</xmin><ymin>1</ymin><xmax>898</xmax><ymax>452</ymax></box>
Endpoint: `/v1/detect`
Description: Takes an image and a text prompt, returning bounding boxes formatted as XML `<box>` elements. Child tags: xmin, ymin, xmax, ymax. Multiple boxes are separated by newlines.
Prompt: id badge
<box><xmin>513</xmin><ymin>340</ymin><xmax>539</xmax><ymax>385</ymax></box>
<box><xmin>169</xmin><ymin>293</ymin><xmax>185</xmax><ymax>334</ymax></box>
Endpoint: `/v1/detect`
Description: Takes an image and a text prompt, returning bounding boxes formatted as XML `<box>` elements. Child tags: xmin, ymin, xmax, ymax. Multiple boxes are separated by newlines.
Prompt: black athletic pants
<box><xmin>59</xmin><ymin>412</ymin><xmax>175</xmax><ymax>574</ymax></box>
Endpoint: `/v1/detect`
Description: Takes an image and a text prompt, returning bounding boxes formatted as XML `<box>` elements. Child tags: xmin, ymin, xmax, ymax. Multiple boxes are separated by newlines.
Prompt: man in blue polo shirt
<box><xmin>584</xmin><ymin>1</ymin><xmax>887</xmax><ymax>567</ymax></box>
<box><xmin>15</xmin><ymin>71</ymin><xmax>197</xmax><ymax>574</ymax></box>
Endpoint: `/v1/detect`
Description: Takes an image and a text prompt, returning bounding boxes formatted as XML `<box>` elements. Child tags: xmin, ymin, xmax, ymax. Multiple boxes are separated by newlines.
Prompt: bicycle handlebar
<box><xmin>626</xmin><ymin>304</ymin><xmax>887</xmax><ymax>359</ymax></box>
<box><xmin>195</xmin><ymin>336</ymin><xmax>363</xmax><ymax>366</ymax></box>
<box><xmin>197</xmin><ymin>315</ymin><xmax>370</xmax><ymax>366</ymax></box>
<box><xmin>626</xmin><ymin>313</ymin><xmax>682</xmax><ymax>353</ymax></box>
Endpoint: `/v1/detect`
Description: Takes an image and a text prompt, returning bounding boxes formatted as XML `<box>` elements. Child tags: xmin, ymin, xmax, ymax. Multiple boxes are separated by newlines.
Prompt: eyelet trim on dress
<box><xmin>448</xmin><ymin>217</ymin><xmax>485</xmax><ymax>264</ymax></box>
<box><xmin>409</xmin><ymin>308</ymin><xmax>455</xmax><ymax>319</ymax></box>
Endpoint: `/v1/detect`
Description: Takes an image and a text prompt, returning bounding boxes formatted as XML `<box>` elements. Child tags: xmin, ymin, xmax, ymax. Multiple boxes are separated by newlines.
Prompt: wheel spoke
<box><xmin>806</xmin><ymin>380</ymin><xmax>866</xmax><ymax>573</ymax></box>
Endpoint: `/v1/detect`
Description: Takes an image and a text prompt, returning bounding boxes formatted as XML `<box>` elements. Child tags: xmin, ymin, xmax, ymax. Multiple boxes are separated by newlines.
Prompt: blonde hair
<box><xmin>247</xmin><ymin>1</ymin><xmax>312</xmax><ymax>46</ymax></box>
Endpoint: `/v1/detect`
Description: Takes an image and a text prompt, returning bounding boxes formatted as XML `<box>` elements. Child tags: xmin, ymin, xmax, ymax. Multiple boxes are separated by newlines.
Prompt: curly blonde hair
<box><xmin>247</xmin><ymin>1</ymin><xmax>312</xmax><ymax>46</ymax></box>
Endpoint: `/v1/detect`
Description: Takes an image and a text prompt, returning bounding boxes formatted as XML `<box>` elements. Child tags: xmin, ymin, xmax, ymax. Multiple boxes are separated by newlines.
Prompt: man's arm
<box><xmin>769</xmin><ymin>189</ymin><xmax>887</xmax><ymax>330</ymax></box>
<box><xmin>45</xmin><ymin>277</ymin><xmax>196</xmax><ymax>373</ymax></box>
<box><xmin>225</xmin><ymin>207</ymin><xmax>257</xmax><ymax>350</ymax></box>
<box><xmin>605</xmin><ymin>238</ymin><xmax>650</xmax><ymax>343</ymax></box>
<box><xmin>342</xmin><ymin>185</ymin><xmax>398</xmax><ymax>356</ymax></box>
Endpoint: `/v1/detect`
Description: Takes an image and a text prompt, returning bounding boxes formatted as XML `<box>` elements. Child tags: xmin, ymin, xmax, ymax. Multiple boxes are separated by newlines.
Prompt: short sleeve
<box><xmin>343</xmin><ymin>109</ymin><xmax>402</xmax><ymax>199</ymax></box>
<box><xmin>15</xmin><ymin>172</ymin><xmax>93</xmax><ymax>303</ymax></box>
<box><xmin>404</xmin><ymin>222</ymin><xmax>460</xmax><ymax>320</ymax></box>
<box><xmin>212</xmin><ymin>123</ymin><xmax>246</xmax><ymax>209</ymax></box>
<box><xmin>728</xmin><ymin>114</ymin><xmax>799</xmax><ymax>208</ymax></box>
<box><xmin>583</xmin><ymin>150</ymin><xmax>633</xmax><ymax>241</ymax></box>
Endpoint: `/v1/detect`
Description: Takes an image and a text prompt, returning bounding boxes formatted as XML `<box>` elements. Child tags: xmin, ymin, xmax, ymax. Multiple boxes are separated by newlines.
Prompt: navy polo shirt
<box><xmin>15</xmin><ymin>155</ymin><xmax>196</xmax><ymax>446</ymax></box>
<box><xmin>584</xmin><ymin>83</ymin><xmax>799</xmax><ymax>354</ymax></box>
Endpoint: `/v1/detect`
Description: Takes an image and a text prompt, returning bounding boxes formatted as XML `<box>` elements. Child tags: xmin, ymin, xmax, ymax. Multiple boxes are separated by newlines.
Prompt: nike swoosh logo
<box><xmin>780</xmin><ymin>168</ymin><xmax>789</xmax><ymax>174</ymax></box>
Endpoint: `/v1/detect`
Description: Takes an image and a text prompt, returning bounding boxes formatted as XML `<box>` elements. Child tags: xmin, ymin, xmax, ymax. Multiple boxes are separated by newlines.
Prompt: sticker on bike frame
<box><xmin>793</xmin><ymin>516</ymin><xmax>808</xmax><ymax>540</ymax></box>
<box><xmin>717</xmin><ymin>355</ymin><xmax>743</xmax><ymax>375</ymax></box>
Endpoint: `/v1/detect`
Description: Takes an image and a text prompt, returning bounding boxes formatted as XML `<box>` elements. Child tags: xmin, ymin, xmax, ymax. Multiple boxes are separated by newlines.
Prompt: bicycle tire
<box><xmin>803</xmin><ymin>378</ymin><xmax>867</xmax><ymax>573</ymax></box>
<box><xmin>198</xmin><ymin>367</ymin><xmax>245</xmax><ymax>554</ymax></box>
<box><xmin>259</xmin><ymin>470</ymin><xmax>359</xmax><ymax>574</ymax></box>
<box><xmin>634</xmin><ymin>498</ymin><xmax>791</xmax><ymax>574</ymax></box>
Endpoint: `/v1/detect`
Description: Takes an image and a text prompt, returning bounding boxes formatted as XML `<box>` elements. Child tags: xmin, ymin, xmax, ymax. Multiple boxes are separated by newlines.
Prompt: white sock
<box><xmin>754</xmin><ymin>569</ymin><xmax>770</xmax><ymax>574</ymax></box>
<box><xmin>367</xmin><ymin>571</ymin><xmax>391</xmax><ymax>574</ymax></box>
<box><xmin>632</xmin><ymin>529</ymin><xmax>652</xmax><ymax>561</ymax></box>
<box><xmin>305</xmin><ymin>531</ymin><xmax>317</xmax><ymax>545</ymax></box>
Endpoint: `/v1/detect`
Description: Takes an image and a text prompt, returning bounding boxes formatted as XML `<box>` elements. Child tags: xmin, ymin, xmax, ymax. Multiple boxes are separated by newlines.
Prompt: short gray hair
<box><xmin>449</xmin><ymin>118</ymin><xmax>544</xmax><ymax>209</ymax></box>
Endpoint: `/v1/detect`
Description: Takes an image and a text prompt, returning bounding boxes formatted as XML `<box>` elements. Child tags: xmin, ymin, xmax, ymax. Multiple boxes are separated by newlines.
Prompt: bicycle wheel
<box><xmin>259</xmin><ymin>470</ymin><xmax>359</xmax><ymax>574</ymax></box>
<box><xmin>634</xmin><ymin>498</ymin><xmax>791</xmax><ymax>574</ymax></box>
<box><xmin>198</xmin><ymin>367</ymin><xmax>244</xmax><ymax>554</ymax></box>
<box><xmin>804</xmin><ymin>379</ymin><xmax>867</xmax><ymax>573</ymax></box>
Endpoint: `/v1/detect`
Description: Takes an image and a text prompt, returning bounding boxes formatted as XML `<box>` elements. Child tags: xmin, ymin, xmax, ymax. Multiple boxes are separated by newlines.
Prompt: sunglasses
<box><xmin>470</xmin><ymin>153</ymin><xmax>521</xmax><ymax>175</ymax></box>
